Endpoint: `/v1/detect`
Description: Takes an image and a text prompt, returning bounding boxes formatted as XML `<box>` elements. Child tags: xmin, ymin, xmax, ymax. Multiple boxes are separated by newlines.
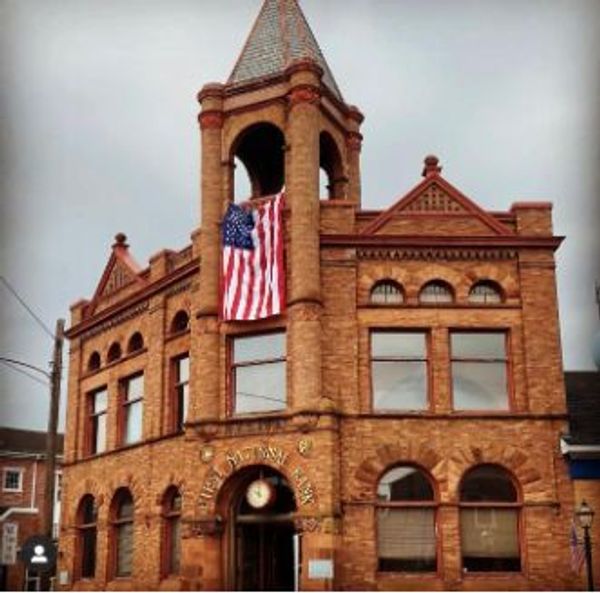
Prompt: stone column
<box><xmin>346</xmin><ymin>106</ymin><xmax>364</xmax><ymax>208</ymax></box>
<box><xmin>191</xmin><ymin>84</ymin><xmax>225</xmax><ymax>424</ymax></box>
<box><xmin>286</xmin><ymin>61</ymin><xmax>323</xmax><ymax>413</ymax></box>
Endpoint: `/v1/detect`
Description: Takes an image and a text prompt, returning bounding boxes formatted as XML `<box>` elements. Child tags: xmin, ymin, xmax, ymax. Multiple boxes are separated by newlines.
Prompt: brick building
<box><xmin>0</xmin><ymin>428</ymin><xmax>63</xmax><ymax>591</ymax></box>
<box><xmin>58</xmin><ymin>0</ymin><xmax>581</xmax><ymax>590</ymax></box>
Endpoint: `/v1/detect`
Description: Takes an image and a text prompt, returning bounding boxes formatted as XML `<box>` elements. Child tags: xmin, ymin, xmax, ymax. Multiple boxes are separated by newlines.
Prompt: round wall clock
<box><xmin>246</xmin><ymin>479</ymin><xmax>275</xmax><ymax>509</ymax></box>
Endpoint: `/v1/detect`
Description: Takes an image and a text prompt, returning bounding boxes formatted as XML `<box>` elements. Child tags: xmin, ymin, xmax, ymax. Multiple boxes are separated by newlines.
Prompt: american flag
<box><xmin>221</xmin><ymin>192</ymin><xmax>285</xmax><ymax>321</ymax></box>
<box><xmin>570</xmin><ymin>521</ymin><xmax>585</xmax><ymax>573</ymax></box>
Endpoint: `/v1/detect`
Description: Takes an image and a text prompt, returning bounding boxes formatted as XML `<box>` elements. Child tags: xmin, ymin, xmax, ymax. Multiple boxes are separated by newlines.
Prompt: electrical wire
<box><xmin>0</xmin><ymin>275</ymin><xmax>55</xmax><ymax>340</ymax></box>
<box><xmin>0</xmin><ymin>359</ymin><xmax>49</xmax><ymax>388</ymax></box>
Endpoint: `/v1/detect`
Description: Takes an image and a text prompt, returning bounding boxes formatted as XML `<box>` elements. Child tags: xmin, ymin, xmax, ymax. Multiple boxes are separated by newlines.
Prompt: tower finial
<box><xmin>422</xmin><ymin>155</ymin><xmax>442</xmax><ymax>177</ymax></box>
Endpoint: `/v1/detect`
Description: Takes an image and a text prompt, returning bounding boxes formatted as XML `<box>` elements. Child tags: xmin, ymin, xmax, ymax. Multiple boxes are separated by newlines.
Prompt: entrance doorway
<box><xmin>230</xmin><ymin>467</ymin><xmax>297</xmax><ymax>591</ymax></box>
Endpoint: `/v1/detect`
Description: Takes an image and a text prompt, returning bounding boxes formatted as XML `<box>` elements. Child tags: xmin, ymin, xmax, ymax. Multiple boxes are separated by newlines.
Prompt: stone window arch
<box><xmin>419</xmin><ymin>280</ymin><xmax>454</xmax><ymax>304</ymax></box>
<box><xmin>76</xmin><ymin>494</ymin><xmax>97</xmax><ymax>579</ymax></box>
<box><xmin>127</xmin><ymin>332</ymin><xmax>144</xmax><ymax>354</ymax></box>
<box><xmin>468</xmin><ymin>280</ymin><xmax>504</xmax><ymax>304</ymax></box>
<box><xmin>161</xmin><ymin>486</ymin><xmax>182</xmax><ymax>577</ymax></box>
<box><xmin>370</xmin><ymin>280</ymin><xmax>404</xmax><ymax>305</ymax></box>
<box><xmin>376</xmin><ymin>465</ymin><xmax>437</xmax><ymax>572</ymax></box>
<box><xmin>231</xmin><ymin>122</ymin><xmax>285</xmax><ymax>200</ymax></box>
<box><xmin>87</xmin><ymin>351</ymin><xmax>101</xmax><ymax>372</ymax></box>
<box><xmin>107</xmin><ymin>342</ymin><xmax>122</xmax><ymax>363</ymax></box>
<box><xmin>170</xmin><ymin>310</ymin><xmax>189</xmax><ymax>334</ymax></box>
<box><xmin>319</xmin><ymin>131</ymin><xmax>345</xmax><ymax>199</ymax></box>
<box><xmin>459</xmin><ymin>464</ymin><xmax>521</xmax><ymax>572</ymax></box>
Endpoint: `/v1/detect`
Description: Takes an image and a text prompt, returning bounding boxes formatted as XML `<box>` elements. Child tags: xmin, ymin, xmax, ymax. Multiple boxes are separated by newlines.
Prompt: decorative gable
<box><xmin>89</xmin><ymin>233</ymin><xmax>146</xmax><ymax>312</ymax></box>
<box><xmin>361</xmin><ymin>156</ymin><xmax>513</xmax><ymax>237</ymax></box>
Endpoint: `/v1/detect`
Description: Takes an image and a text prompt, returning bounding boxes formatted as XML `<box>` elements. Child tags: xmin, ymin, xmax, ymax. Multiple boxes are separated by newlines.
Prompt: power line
<box><xmin>0</xmin><ymin>359</ymin><xmax>49</xmax><ymax>388</ymax></box>
<box><xmin>0</xmin><ymin>275</ymin><xmax>55</xmax><ymax>341</ymax></box>
<box><xmin>0</xmin><ymin>356</ymin><xmax>51</xmax><ymax>378</ymax></box>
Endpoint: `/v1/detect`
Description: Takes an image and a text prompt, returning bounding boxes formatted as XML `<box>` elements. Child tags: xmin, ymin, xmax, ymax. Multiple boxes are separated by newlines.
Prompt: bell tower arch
<box><xmin>193</xmin><ymin>0</ymin><xmax>364</xmax><ymax>422</ymax></box>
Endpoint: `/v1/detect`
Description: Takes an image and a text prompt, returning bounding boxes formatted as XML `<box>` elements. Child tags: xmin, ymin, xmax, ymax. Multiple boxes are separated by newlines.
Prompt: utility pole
<box><xmin>43</xmin><ymin>318</ymin><xmax>65</xmax><ymax>539</ymax></box>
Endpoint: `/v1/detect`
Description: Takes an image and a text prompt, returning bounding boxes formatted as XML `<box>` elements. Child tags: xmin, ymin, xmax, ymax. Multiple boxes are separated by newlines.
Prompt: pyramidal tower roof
<box><xmin>228</xmin><ymin>0</ymin><xmax>343</xmax><ymax>100</ymax></box>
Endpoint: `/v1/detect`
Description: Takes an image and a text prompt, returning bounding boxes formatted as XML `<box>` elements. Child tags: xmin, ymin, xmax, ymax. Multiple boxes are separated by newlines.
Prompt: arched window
<box><xmin>76</xmin><ymin>495</ymin><xmax>97</xmax><ymax>579</ymax></box>
<box><xmin>319</xmin><ymin>131</ymin><xmax>344</xmax><ymax>199</ymax></box>
<box><xmin>162</xmin><ymin>487</ymin><xmax>182</xmax><ymax>576</ymax></box>
<box><xmin>127</xmin><ymin>332</ymin><xmax>144</xmax><ymax>354</ymax></box>
<box><xmin>107</xmin><ymin>342</ymin><xmax>122</xmax><ymax>363</ymax></box>
<box><xmin>170</xmin><ymin>310</ymin><xmax>189</xmax><ymax>334</ymax></box>
<box><xmin>460</xmin><ymin>465</ymin><xmax>521</xmax><ymax>573</ymax></box>
<box><xmin>87</xmin><ymin>352</ymin><xmax>101</xmax><ymax>372</ymax></box>
<box><xmin>419</xmin><ymin>280</ymin><xmax>454</xmax><ymax>304</ymax></box>
<box><xmin>377</xmin><ymin>466</ymin><xmax>437</xmax><ymax>572</ymax></box>
<box><xmin>370</xmin><ymin>280</ymin><xmax>404</xmax><ymax>305</ymax></box>
<box><xmin>111</xmin><ymin>489</ymin><xmax>134</xmax><ymax>578</ymax></box>
<box><xmin>469</xmin><ymin>281</ymin><xmax>503</xmax><ymax>304</ymax></box>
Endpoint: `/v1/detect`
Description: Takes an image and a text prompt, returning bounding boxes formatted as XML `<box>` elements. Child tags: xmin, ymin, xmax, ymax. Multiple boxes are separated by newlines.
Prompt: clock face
<box><xmin>246</xmin><ymin>479</ymin><xmax>274</xmax><ymax>509</ymax></box>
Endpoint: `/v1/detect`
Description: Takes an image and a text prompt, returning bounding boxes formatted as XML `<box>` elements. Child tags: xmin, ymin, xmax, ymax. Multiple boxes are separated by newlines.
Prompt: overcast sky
<box><xmin>1</xmin><ymin>0</ymin><xmax>599</xmax><ymax>431</ymax></box>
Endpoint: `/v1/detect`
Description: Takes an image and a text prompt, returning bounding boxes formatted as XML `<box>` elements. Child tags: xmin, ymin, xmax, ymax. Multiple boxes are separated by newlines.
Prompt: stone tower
<box><xmin>193</xmin><ymin>0</ymin><xmax>364</xmax><ymax>424</ymax></box>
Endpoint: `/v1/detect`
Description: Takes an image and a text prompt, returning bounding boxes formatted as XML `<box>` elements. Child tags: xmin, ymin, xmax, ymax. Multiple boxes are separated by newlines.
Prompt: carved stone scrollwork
<box><xmin>294</xmin><ymin>516</ymin><xmax>321</xmax><ymax>533</ymax></box>
<box><xmin>198</xmin><ymin>110</ymin><xmax>224</xmax><ymax>130</ymax></box>
<box><xmin>288</xmin><ymin>85</ymin><xmax>321</xmax><ymax>107</ymax></box>
<box><xmin>346</xmin><ymin>132</ymin><xmax>363</xmax><ymax>152</ymax></box>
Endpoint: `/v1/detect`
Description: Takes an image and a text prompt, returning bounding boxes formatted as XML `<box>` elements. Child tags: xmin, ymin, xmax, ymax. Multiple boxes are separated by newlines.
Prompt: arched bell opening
<box><xmin>218</xmin><ymin>465</ymin><xmax>298</xmax><ymax>591</ymax></box>
<box><xmin>231</xmin><ymin>123</ymin><xmax>286</xmax><ymax>201</ymax></box>
<box><xmin>319</xmin><ymin>131</ymin><xmax>345</xmax><ymax>199</ymax></box>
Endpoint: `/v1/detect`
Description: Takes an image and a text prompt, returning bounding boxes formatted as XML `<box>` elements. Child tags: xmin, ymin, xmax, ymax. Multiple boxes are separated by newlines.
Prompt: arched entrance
<box><xmin>225</xmin><ymin>465</ymin><xmax>297</xmax><ymax>591</ymax></box>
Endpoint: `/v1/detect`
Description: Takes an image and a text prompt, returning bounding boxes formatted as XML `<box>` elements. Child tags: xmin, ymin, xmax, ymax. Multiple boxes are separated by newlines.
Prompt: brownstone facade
<box><xmin>57</xmin><ymin>1</ymin><xmax>582</xmax><ymax>590</ymax></box>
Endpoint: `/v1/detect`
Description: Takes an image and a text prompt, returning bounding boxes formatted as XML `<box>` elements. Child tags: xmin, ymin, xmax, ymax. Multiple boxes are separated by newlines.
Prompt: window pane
<box><xmin>452</xmin><ymin>362</ymin><xmax>508</xmax><ymax>410</ymax></box>
<box><xmin>125</xmin><ymin>375</ymin><xmax>144</xmax><ymax>401</ymax></box>
<box><xmin>94</xmin><ymin>414</ymin><xmax>106</xmax><ymax>454</ymax></box>
<box><xmin>116</xmin><ymin>522</ymin><xmax>133</xmax><ymax>576</ymax></box>
<box><xmin>371</xmin><ymin>282</ymin><xmax>403</xmax><ymax>305</ymax></box>
<box><xmin>81</xmin><ymin>527</ymin><xmax>96</xmax><ymax>578</ymax></box>
<box><xmin>125</xmin><ymin>401</ymin><xmax>143</xmax><ymax>444</ymax></box>
<box><xmin>4</xmin><ymin>470</ymin><xmax>21</xmax><ymax>490</ymax></box>
<box><xmin>420</xmin><ymin>282</ymin><xmax>453</xmax><ymax>303</ymax></box>
<box><xmin>378</xmin><ymin>467</ymin><xmax>434</xmax><ymax>502</ymax></box>
<box><xmin>94</xmin><ymin>389</ymin><xmax>107</xmax><ymax>413</ymax></box>
<box><xmin>461</xmin><ymin>466</ymin><xmax>517</xmax><ymax>502</ymax></box>
<box><xmin>461</xmin><ymin>508</ymin><xmax>520</xmax><ymax>571</ymax></box>
<box><xmin>234</xmin><ymin>333</ymin><xmax>285</xmax><ymax>363</ymax></box>
<box><xmin>469</xmin><ymin>283</ymin><xmax>502</xmax><ymax>304</ymax></box>
<box><xmin>372</xmin><ymin>332</ymin><xmax>425</xmax><ymax>358</ymax></box>
<box><xmin>81</xmin><ymin>497</ymin><xmax>96</xmax><ymax>524</ymax></box>
<box><xmin>378</xmin><ymin>508</ymin><xmax>436</xmax><ymax>571</ymax></box>
<box><xmin>235</xmin><ymin>361</ymin><xmax>286</xmax><ymax>413</ymax></box>
<box><xmin>452</xmin><ymin>333</ymin><xmax>506</xmax><ymax>359</ymax></box>
<box><xmin>373</xmin><ymin>361</ymin><xmax>427</xmax><ymax>410</ymax></box>
<box><xmin>177</xmin><ymin>356</ymin><xmax>189</xmax><ymax>382</ymax></box>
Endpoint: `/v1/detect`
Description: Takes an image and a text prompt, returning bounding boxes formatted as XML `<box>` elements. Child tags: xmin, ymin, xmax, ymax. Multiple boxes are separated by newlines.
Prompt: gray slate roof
<box><xmin>228</xmin><ymin>0</ymin><xmax>343</xmax><ymax>100</ymax></box>
<box><xmin>0</xmin><ymin>427</ymin><xmax>64</xmax><ymax>455</ymax></box>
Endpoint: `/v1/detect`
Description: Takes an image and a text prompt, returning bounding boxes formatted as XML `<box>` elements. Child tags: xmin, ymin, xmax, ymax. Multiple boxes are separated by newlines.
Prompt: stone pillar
<box><xmin>144</xmin><ymin>295</ymin><xmax>166</xmax><ymax>438</ymax></box>
<box><xmin>191</xmin><ymin>83</ymin><xmax>225</xmax><ymax>424</ymax></box>
<box><xmin>286</xmin><ymin>61</ymin><xmax>323</xmax><ymax>413</ymax></box>
<box><xmin>346</xmin><ymin>105</ymin><xmax>364</xmax><ymax>208</ymax></box>
<box><xmin>64</xmin><ymin>338</ymin><xmax>82</xmax><ymax>462</ymax></box>
<box><xmin>439</xmin><ymin>504</ymin><xmax>461</xmax><ymax>586</ymax></box>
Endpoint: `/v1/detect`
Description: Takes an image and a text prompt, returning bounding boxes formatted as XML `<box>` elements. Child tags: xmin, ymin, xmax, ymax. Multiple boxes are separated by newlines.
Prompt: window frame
<box><xmin>161</xmin><ymin>487</ymin><xmax>182</xmax><ymax>578</ymax></box>
<box><xmin>171</xmin><ymin>354</ymin><xmax>190</xmax><ymax>433</ymax></box>
<box><xmin>418</xmin><ymin>280</ymin><xmax>455</xmax><ymax>305</ymax></box>
<box><xmin>369</xmin><ymin>329</ymin><xmax>432</xmax><ymax>413</ymax></box>
<box><xmin>119</xmin><ymin>373</ymin><xmax>144</xmax><ymax>446</ymax></box>
<box><xmin>110</xmin><ymin>489</ymin><xmax>135</xmax><ymax>579</ymax></box>
<box><xmin>449</xmin><ymin>329</ymin><xmax>512</xmax><ymax>412</ymax></box>
<box><xmin>2</xmin><ymin>467</ymin><xmax>24</xmax><ymax>492</ymax></box>
<box><xmin>370</xmin><ymin>280</ymin><xmax>405</xmax><ymax>306</ymax></box>
<box><xmin>375</xmin><ymin>464</ymin><xmax>440</xmax><ymax>575</ymax></box>
<box><xmin>87</xmin><ymin>386</ymin><xmax>108</xmax><ymax>456</ymax></box>
<box><xmin>228</xmin><ymin>330</ymin><xmax>287</xmax><ymax>416</ymax></box>
<box><xmin>76</xmin><ymin>494</ymin><xmax>97</xmax><ymax>580</ymax></box>
<box><xmin>468</xmin><ymin>281</ymin><xmax>504</xmax><ymax>305</ymax></box>
<box><xmin>458</xmin><ymin>465</ymin><xmax>523</xmax><ymax>575</ymax></box>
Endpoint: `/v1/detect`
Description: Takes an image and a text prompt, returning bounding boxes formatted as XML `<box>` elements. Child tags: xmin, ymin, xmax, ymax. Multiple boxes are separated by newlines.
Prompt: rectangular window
<box><xmin>121</xmin><ymin>374</ymin><xmax>143</xmax><ymax>445</ymax></box>
<box><xmin>371</xmin><ymin>331</ymin><xmax>428</xmax><ymax>410</ymax></box>
<box><xmin>3</xmin><ymin>468</ymin><xmax>23</xmax><ymax>492</ymax></box>
<box><xmin>451</xmin><ymin>332</ymin><xmax>509</xmax><ymax>410</ymax></box>
<box><xmin>88</xmin><ymin>387</ymin><xmax>107</xmax><ymax>455</ymax></box>
<box><xmin>173</xmin><ymin>355</ymin><xmax>189</xmax><ymax>431</ymax></box>
<box><xmin>231</xmin><ymin>332</ymin><xmax>286</xmax><ymax>414</ymax></box>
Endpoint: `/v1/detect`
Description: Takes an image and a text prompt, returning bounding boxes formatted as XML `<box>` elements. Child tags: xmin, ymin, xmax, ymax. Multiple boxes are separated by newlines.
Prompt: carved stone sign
<box><xmin>197</xmin><ymin>442</ymin><xmax>316</xmax><ymax>510</ymax></box>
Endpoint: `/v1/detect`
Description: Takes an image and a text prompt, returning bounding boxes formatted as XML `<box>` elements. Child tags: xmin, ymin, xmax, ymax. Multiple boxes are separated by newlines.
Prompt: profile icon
<box><xmin>31</xmin><ymin>545</ymin><xmax>48</xmax><ymax>564</ymax></box>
